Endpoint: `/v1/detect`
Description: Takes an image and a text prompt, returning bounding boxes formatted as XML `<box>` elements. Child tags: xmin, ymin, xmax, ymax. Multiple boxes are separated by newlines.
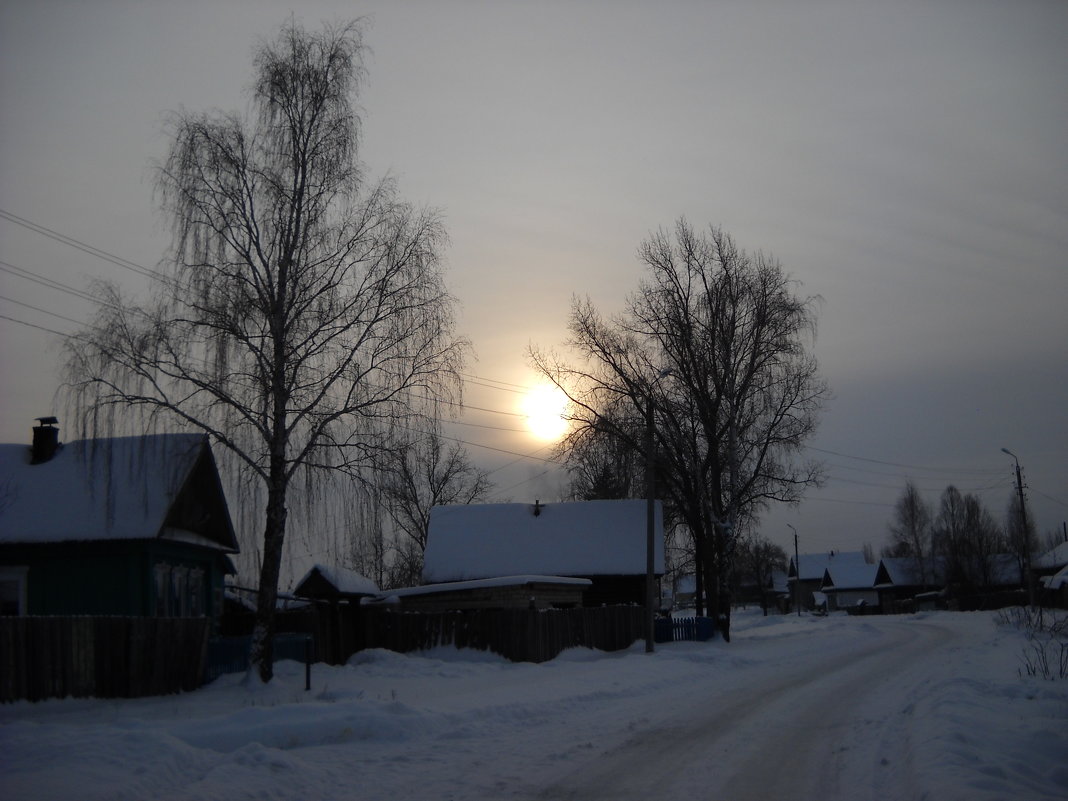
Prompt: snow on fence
<box><xmin>343</xmin><ymin>606</ymin><xmax>646</xmax><ymax>664</ymax></box>
<box><xmin>0</xmin><ymin>616</ymin><xmax>209</xmax><ymax>702</ymax></box>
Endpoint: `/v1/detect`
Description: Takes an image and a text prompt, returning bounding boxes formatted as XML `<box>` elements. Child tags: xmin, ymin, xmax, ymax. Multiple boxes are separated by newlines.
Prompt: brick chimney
<box><xmin>31</xmin><ymin>416</ymin><xmax>60</xmax><ymax>464</ymax></box>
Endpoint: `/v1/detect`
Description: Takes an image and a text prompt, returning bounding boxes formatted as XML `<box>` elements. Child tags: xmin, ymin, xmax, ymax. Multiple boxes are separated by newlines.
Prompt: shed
<box><xmin>293</xmin><ymin>563</ymin><xmax>379</xmax><ymax>602</ymax></box>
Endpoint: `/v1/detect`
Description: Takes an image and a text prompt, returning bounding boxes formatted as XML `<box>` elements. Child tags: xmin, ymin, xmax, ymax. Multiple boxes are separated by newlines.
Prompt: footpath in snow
<box><xmin>1</xmin><ymin>608</ymin><xmax>1065</xmax><ymax>801</ymax></box>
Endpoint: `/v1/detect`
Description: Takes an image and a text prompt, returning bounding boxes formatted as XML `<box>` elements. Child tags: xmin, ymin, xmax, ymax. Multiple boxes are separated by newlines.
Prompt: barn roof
<box><xmin>0</xmin><ymin>433</ymin><xmax>237</xmax><ymax>552</ymax></box>
<box><xmin>422</xmin><ymin>499</ymin><xmax>664</xmax><ymax>583</ymax></box>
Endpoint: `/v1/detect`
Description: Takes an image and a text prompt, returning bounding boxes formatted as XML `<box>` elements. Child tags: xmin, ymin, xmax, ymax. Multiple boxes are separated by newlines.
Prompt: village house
<box><xmin>787</xmin><ymin>550</ymin><xmax>869</xmax><ymax>611</ymax></box>
<box><xmin>819</xmin><ymin>561</ymin><xmax>880</xmax><ymax>612</ymax></box>
<box><xmin>0</xmin><ymin>420</ymin><xmax>238</xmax><ymax>626</ymax></box>
<box><xmin>418</xmin><ymin>498</ymin><xmax>664</xmax><ymax>609</ymax></box>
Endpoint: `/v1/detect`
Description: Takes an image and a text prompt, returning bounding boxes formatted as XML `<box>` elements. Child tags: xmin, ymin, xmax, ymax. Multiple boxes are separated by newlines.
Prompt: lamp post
<box><xmin>1002</xmin><ymin>448</ymin><xmax>1034</xmax><ymax>607</ymax></box>
<box><xmin>645</xmin><ymin>369</ymin><xmax>673</xmax><ymax>654</ymax></box>
<box><xmin>788</xmin><ymin>523</ymin><xmax>800</xmax><ymax>617</ymax></box>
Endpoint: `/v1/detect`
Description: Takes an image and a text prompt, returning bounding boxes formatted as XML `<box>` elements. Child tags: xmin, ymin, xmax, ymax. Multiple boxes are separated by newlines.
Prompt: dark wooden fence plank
<box><xmin>0</xmin><ymin>617</ymin><xmax>209</xmax><ymax>703</ymax></box>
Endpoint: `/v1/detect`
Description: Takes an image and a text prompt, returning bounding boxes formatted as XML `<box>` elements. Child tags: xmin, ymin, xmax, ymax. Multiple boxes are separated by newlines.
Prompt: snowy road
<box><xmin>3</xmin><ymin>610</ymin><xmax>1065</xmax><ymax>801</ymax></box>
<box><xmin>533</xmin><ymin>619</ymin><xmax>955</xmax><ymax>801</ymax></box>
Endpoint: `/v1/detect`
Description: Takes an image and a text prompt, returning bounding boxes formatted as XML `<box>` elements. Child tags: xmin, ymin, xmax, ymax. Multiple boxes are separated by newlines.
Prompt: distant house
<box><xmin>1036</xmin><ymin>542</ymin><xmax>1068</xmax><ymax>608</ymax></box>
<box><xmin>873</xmin><ymin>557</ymin><xmax>942</xmax><ymax>613</ymax></box>
<box><xmin>0</xmin><ymin>422</ymin><xmax>238</xmax><ymax>625</ymax></box>
<box><xmin>787</xmin><ymin>550</ymin><xmax>869</xmax><ymax>611</ymax></box>
<box><xmin>422</xmin><ymin>499</ymin><xmax>664</xmax><ymax>607</ymax></box>
<box><xmin>819</xmin><ymin>562</ymin><xmax>879</xmax><ymax>612</ymax></box>
<box><xmin>1034</xmin><ymin>541</ymin><xmax>1068</xmax><ymax>581</ymax></box>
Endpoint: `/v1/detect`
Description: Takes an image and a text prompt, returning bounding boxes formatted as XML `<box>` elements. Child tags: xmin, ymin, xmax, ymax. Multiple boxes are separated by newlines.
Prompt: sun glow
<box><xmin>521</xmin><ymin>384</ymin><xmax>569</xmax><ymax>441</ymax></box>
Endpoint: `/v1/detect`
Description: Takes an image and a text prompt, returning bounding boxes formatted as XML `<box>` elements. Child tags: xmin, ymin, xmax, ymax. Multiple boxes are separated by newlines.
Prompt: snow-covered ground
<box><xmin>2</xmin><ymin>609</ymin><xmax>1065</xmax><ymax>801</ymax></box>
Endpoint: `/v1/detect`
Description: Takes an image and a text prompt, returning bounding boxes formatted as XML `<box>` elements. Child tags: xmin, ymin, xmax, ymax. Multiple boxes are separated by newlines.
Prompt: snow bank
<box><xmin>0</xmin><ymin>610</ymin><xmax>1064</xmax><ymax>800</ymax></box>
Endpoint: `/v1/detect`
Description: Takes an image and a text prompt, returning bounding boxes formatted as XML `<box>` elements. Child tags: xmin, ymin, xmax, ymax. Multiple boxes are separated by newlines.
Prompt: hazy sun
<box><xmin>521</xmin><ymin>384</ymin><xmax>569</xmax><ymax>441</ymax></box>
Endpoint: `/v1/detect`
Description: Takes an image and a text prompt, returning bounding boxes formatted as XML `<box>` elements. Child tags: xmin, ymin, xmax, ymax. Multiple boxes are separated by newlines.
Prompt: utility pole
<box><xmin>1002</xmin><ymin>448</ymin><xmax>1034</xmax><ymax>607</ymax></box>
<box><xmin>789</xmin><ymin>523</ymin><xmax>800</xmax><ymax>617</ymax></box>
<box><xmin>645</xmin><ymin>391</ymin><xmax>656</xmax><ymax>653</ymax></box>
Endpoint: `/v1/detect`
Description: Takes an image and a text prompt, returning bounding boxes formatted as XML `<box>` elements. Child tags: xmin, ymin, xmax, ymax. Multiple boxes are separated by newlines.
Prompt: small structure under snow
<box><xmin>293</xmin><ymin>563</ymin><xmax>379</xmax><ymax>603</ymax></box>
<box><xmin>0</xmin><ymin>422</ymin><xmax>238</xmax><ymax>621</ymax></box>
<box><xmin>422</xmin><ymin>499</ymin><xmax>664</xmax><ymax>607</ymax></box>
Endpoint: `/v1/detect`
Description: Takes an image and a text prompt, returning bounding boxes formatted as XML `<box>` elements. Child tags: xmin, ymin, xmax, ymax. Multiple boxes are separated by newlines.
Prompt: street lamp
<box><xmin>1002</xmin><ymin>448</ymin><xmax>1034</xmax><ymax>607</ymax></box>
<box><xmin>788</xmin><ymin>523</ymin><xmax>800</xmax><ymax>617</ymax></box>
<box><xmin>645</xmin><ymin>369</ymin><xmax>673</xmax><ymax>653</ymax></box>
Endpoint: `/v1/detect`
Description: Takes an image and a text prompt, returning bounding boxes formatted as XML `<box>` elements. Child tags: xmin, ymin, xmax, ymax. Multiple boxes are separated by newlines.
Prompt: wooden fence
<box><xmin>0</xmin><ymin>617</ymin><xmax>209</xmax><ymax>702</ymax></box>
<box><xmin>655</xmin><ymin>615</ymin><xmax>716</xmax><ymax>643</ymax></box>
<box><xmin>315</xmin><ymin>605</ymin><xmax>646</xmax><ymax>665</ymax></box>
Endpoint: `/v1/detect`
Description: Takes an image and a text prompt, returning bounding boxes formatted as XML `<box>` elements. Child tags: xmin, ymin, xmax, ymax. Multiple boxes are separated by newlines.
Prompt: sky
<box><xmin>1</xmin><ymin>0</ymin><xmax>1066</xmax><ymax>559</ymax></box>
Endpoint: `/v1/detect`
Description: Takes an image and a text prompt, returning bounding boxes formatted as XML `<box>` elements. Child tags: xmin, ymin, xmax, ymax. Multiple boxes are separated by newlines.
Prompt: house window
<box><xmin>154</xmin><ymin>562</ymin><xmax>206</xmax><ymax>617</ymax></box>
<box><xmin>0</xmin><ymin>566</ymin><xmax>29</xmax><ymax>616</ymax></box>
<box><xmin>155</xmin><ymin>563</ymin><xmax>174</xmax><ymax>616</ymax></box>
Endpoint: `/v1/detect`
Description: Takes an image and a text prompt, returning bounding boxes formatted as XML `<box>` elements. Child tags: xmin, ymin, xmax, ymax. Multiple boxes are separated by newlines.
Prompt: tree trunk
<box><xmin>249</xmin><ymin>462</ymin><xmax>288</xmax><ymax>682</ymax></box>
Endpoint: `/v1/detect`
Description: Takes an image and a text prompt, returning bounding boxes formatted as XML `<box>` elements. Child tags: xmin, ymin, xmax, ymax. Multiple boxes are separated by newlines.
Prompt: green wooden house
<box><xmin>0</xmin><ymin>422</ymin><xmax>238</xmax><ymax>624</ymax></box>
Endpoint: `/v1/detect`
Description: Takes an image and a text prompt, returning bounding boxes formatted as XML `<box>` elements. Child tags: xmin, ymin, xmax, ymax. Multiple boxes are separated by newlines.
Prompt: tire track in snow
<box><xmin>532</xmin><ymin>619</ymin><xmax>957</xmax><ymax>801</ymax></box>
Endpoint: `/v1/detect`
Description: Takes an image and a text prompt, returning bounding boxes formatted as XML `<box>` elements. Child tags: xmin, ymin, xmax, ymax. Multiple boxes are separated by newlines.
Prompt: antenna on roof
<box><xmin>533</xmin><ymin>499</ymin><xmax>542</xmax><ymax>517</ymax></box>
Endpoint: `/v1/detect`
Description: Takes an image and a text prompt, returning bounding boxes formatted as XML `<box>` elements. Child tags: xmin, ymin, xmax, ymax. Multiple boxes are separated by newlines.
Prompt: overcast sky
<box><xmin>1</xmin><ymin>0</ymin><xmax>1065</xmax><ymax>557</ymax></box>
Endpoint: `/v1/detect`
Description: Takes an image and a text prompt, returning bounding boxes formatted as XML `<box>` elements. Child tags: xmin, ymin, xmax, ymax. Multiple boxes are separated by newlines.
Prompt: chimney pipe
<box><xmin>31</xmin><ymin>416</ymin><xmax>60</xmax><ymax>464</ymax></box>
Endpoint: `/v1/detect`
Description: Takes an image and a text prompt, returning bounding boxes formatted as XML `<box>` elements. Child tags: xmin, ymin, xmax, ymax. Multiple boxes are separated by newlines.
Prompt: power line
<box><xmin>0</xmin><ymin>313</ymin><xmax>72</xmax><ymax>338</ymax></box>
<box><xmin>0</xmin><ymin>294</ymin><xmax>86</xmax><ymax>327</ymax></box>
<box><xmin>806</xmin><ymin>445</ymin><xmax>1004</xmax><ymax>476</ymax></box>
<box><xmin>0</xmin><ymin>259</ymin><xmax>99</xmax><ymax>304</ymax></box>
<box><xmin>0</xmin><ymin>207</ymin><xmax>165</xmax><ymax>283</ymax></box>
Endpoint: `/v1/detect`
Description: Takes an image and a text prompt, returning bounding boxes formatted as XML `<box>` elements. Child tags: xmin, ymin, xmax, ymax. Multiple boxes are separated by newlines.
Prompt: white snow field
<box><xmin>1</xmin><ymin>609</ymin><xmax>1065</xmax><ymax>801</ymax></box>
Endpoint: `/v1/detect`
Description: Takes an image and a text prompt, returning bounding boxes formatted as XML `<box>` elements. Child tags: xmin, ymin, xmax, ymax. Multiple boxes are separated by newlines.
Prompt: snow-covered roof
<box><xmin>422</xmin><ymin>499</ymin><xmax>664</xmax><ymax>583</ymax></box>
<box><xmin>789</xmin><ymin>550</ymin><xmax>868</xmax><ymax>581</ymax></box>
<box><xmin>1035</xmin><ymin>541</ymin><xmax>1068</xmax><ymax>570</ymax></box>
<box><xmin>0</xmin><ymin>433</ymin><xmax>237</xmax><ymax>551</ymax></box>
<box><xmin>820</xmin><ymin>562</ymin><xmax>878</xmax><ymax>591</ymax></box>
<box><xmin>294</xmin><ymin>563</ymin><xmax>379</xmax><ymax>598</ymax></box>
<box><xmin>1041</xmin><ymin>564</ymin><xmax>1068</xmax><ymax>590</ymax></box>
<box><xmin>875</xmin><ymin>557</ymin><xmax>940</xmax><ymax>587</ymax></box>
<box><xmin>770</xmin><ymin>569</ymin><xmax>789</xmax><ymax>594</ymax></box>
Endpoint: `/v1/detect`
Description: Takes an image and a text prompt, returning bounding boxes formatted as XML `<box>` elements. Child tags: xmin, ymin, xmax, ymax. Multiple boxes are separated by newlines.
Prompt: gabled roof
<box><xmin>875</xmin><ymin>556</ymin><xmax>942</xmax><ymax>588</ymax></box>
<box><xmin>820</xmin><ymin>562</ymin><xmax>878</xmax><ymax>591</ymax></box>
<box><xmin>0</xmin><ymin>433</ymin><xmax>238</xmax><ymax>552</ymax></box>
<box><xmin>788</xmin><ymin>550</ymin><xmax>868</xmax><ymax>581</ymax></box>
<box><xmin>294</xmin><ymin>563</ymin><xmax>379</xmax><ymax>599</ymax></box>
<box><xmin>422</xmin><ymin>499</ymin><xmax>664</xmax><ymax>583</ymax></box>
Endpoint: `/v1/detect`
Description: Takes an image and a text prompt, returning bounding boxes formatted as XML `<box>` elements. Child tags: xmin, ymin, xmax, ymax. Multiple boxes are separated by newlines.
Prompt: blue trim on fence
<box><xmin>204</xmin><ymin>633</ymin><xmax>314</xmax><ymax>683</ymax></box>
<box><xmin>654</xmin><ymin>616</ymin><xmax>715</xmax><ymax>643</ymax></box>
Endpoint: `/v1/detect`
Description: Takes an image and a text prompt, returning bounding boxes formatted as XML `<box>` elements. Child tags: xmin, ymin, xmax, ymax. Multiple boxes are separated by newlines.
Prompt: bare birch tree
<box><xmin>66</xmin><ymin>20</ymin><xmax>466</xmax><ymax>680</ymax></box>
<box><xmin>885</xmin><ymin>480</ymin><xmax>933</xmax><ymax>586</ymax></box>
<box><xmin>532</xmin><ymin>219</ymin><xmax>826</xmax><ymax>624</ymax></box>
